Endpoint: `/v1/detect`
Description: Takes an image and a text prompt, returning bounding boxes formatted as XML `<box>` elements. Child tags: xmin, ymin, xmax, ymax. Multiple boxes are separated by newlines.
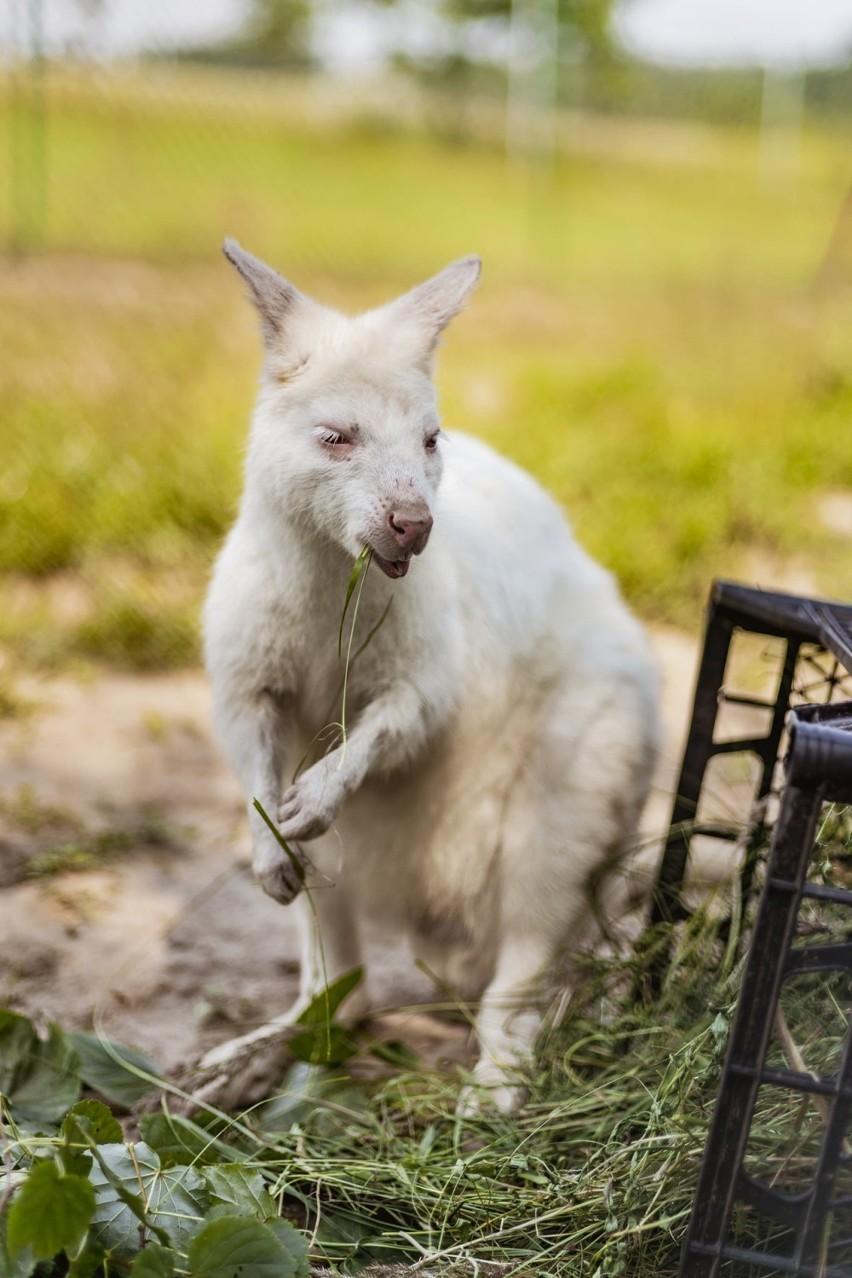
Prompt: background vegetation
<box><xmin>2</xmin><ymin>53</ymin><xmax>851</xmax><ymax>670</ymax></box>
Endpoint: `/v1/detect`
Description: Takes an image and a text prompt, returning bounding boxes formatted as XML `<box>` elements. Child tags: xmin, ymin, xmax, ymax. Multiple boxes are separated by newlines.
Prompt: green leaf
<box><xmin>88</xmin><ymin>1145</ymin><xmax>154</xmax><ymax>1255</ymax></box>
<box><xmin>187</xmin><ymin>1215</ymin><xmax>307</xmax><ymax>1278</ymax></box>
<box><xmin>89</xmin><ymin>1142</ymin><xmax>206</xmax><ymax>1257</ymax></box>
<box><xmin>311</xmin><ymin>1206</ymin><xmax>374</xmax><ymax>1255</ymax></box>
<box><xmin>369</xmin><ymin>1038</ymin><xmax>421</xmax><ymax>1069</ymax></box>
<box><xmin>67</xmin><ymin>1240</ymin><xmax>108</xmax><ymax>1278</ymax></box>
<box><xmin>0</xmin><ymin>1014</ymin><xmax>37</xmax><ymax>1097</ymax></box>
<box><xmin>254</xmin><ymin>1062</ymin><xmax>369</xmax><ymax>1134</ymax></box>
<box><xmin>201</xmin><ymin>1165</ymin><xmax>276</xmax><ymax>1222</ymax></box>
<box><xmin>60</xmin><ymin>1099</ymin><xmax>124</xmax><ymax>1175</ymax></box>
<box><xmin>0</xmin><ymin>1216</ymin><xmax>36</xmax><ymax>1278</ymax></box>
<box><xmin>255</xmin><ymin>1060</ymin><xmax>325</xmax><ymax>1129</ymax></box>
<box><xmin>139</xmin><ymin>1113</ymin><xmax>220</xmax><ymax>1167</ymax></box>
<box><xmin>0</xmin><ymin>1012</ymin><xmax>81</xmax><ymax>1123</ymax></box>
<box><xmin>288</xmin><ymin>969</ymin><xmax>363</xmax><ymax>1065</ymax></box>
<box><xmin>68</xmin><ymin>1032</ymin><xmax>162</xmax><ymax>1108</ymax></box>
<box><xmin>337</xmin><ymin>546</ymin><xmax>372</xmax><ymax>660</ymax></box>
<box><xmin>130</xmin><ymin>1242</ymin><xmax>175</xmax><ymax>1278</ymax></box>
<box><xmin>295</xmin><ymin>968</ymin><xmax>363</xmax><ymax>1027</ymax></box>
<box><xmin>268</xmin><ymin>1220</ymin><xmax>310</xmax><ymax>1278</ymax></box>
<box><xmin>56</xmin><ymin>1141</ymin><xmax>93</xmax><ymax>1180</ymax></box>
<box><xmin>6</xmin><ymin>1160</ymin><xmax>95</xmax><ymax>1261</ymax></box>
<box><xmin>288</xmin><ymin>1023</ymin><xmax>358</xmax><ymax>1066</ymax></box>
<box><xmin>63</xmin><ymin>1099</ymin><xmax>124</xmax><ymax>1146</ymax></box>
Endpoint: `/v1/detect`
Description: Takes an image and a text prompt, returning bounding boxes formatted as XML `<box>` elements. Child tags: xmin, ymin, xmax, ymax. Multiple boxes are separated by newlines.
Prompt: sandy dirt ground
<box><xmin>0</xmin><ymin>628</ymin><xmax>699</xmax><ymax>1081</ymax></box>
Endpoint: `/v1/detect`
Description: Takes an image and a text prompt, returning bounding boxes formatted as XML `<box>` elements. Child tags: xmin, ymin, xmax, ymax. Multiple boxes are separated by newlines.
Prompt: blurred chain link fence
<box><xmin>4</xmin><ymin>0</ymin><xmax>850</xmax><ymax>264</ymax></box>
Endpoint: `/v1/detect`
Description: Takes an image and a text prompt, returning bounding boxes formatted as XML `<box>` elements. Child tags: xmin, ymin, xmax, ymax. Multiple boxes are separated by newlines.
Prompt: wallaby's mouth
<box><xmin>372</xmin><ymin>551</ymin><xmax>411</xmax><ymax>579</ymax></box>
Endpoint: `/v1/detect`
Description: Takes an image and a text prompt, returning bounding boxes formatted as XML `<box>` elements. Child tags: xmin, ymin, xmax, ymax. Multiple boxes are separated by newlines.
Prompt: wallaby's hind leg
<box><xmin>292</xmin><ymin>847</ymin><xmax>371</xmax><ymax>1022</ymax></box>
<box><xmin>465</xmin><ymin>678</ymin><xmax>657</xmax><ymax>1113</ymax></box>
<box><xmin>199</xmin><ymin>835</ymin><xmax>367</xmax><ymax>1076</ymax></box>
<box><xmin>463</xmin><ymin>933</ymin><xmax>558</xmax><ymax>1114</ymax></box>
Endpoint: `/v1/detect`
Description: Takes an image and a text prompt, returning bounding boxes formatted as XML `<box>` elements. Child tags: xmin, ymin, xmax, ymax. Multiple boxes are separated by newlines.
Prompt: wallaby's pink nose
<box><xmin>387</xmin><ymin>509</ymin><xmax>433</xmax><ymax>552</ymax></box>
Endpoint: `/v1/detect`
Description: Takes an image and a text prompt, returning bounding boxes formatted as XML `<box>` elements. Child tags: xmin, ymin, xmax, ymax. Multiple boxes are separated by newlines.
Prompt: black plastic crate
<box><xmin>678</xmin><ymin>703</ymin><xmax>852</xmax><ymax>1277</ymax></box>
<box><xmin>655</xmin><ymin>582</ymin><xmax>852</xmax><ymax>1278</ymax></box>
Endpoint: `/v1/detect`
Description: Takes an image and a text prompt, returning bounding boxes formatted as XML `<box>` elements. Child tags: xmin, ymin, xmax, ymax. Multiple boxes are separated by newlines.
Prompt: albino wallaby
<box><xmin>203</xmin><ymin>241</ymin><xmax>659</xmax><ymax>1112</ymax></box>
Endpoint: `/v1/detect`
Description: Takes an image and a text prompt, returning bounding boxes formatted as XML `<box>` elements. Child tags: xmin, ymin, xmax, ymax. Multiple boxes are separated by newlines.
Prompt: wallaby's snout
<box><xmin>387</xmin><ymin>506</ymin><xmax>433</xmax><ymax>553</ymax></box>
<box><xmin>370</xmin><ymin>501</ymin><xmax>433</xmax><ymax>578</ymax></box>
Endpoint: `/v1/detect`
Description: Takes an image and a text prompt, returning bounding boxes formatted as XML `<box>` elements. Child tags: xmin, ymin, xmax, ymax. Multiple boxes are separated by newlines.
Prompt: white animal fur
<box><xmin>203</xmin><ymin>241</ymin><xmax>660</xmax><ymax>1111</ymax></box>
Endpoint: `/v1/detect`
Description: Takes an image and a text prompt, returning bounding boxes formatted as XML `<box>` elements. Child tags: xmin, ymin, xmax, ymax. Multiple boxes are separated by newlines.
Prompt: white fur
<box><xmin>203</xmin><ymin>242</ymin><xmax>660</xmax><ymax>1111</ymax></box>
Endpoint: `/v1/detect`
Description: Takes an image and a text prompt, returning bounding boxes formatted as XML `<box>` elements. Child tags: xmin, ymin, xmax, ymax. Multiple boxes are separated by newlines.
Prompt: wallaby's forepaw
<box><xmin>277</xmin><ymin>758</ymin><xmax>346</xmax><ymax>841</ymax></box>
<box><xmin>256</xmin><ymin>855</ymin><xmax>304</xmax><ymax>904</ymax></box>
<box><xmin>253</xmin><ymin>836</ymin><xmax>306</xmax><ymax>904</ymax></box>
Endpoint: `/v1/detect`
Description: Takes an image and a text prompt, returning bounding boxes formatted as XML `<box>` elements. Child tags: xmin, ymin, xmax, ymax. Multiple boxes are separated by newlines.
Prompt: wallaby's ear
<box><xmin>382</xmin><ymin>256</ymin><xmax>481</xmax><ymax>366</ymax></box>
<box><xmin>223</xmin><ymin>238</ymin><xmax>305</xmax><ymax>346</ymax></box>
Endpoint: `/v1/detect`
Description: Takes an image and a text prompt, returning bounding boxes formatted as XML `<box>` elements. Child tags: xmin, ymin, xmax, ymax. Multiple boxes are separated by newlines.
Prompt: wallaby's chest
<box><xmin>282</xmin><ymin>594</ymin><xmax>392</xmax><ymax>744</ymax></box>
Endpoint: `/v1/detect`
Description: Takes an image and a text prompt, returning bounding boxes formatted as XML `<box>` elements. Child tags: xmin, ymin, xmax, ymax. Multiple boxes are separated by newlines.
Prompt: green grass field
<box><xmin>2</xmin><ymin>65</ymin><xmax>852</xmax><ymax>668</ymax></box>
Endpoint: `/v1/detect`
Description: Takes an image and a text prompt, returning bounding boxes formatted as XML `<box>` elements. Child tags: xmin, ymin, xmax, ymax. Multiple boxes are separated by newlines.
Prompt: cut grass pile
<box><xmin>238</xmin><ymin>920</ymin><xmax>737</xmax><ymax>1276</ymax></box>
<box><xmin>1</xmin><ymin>66</ymin><xmax>852</xmax><ymax>668</ymax></box>
<box><xmin>4</xmin><ymin>892</ymin><xmax>851</xmax><ymax>1275</ymax></box>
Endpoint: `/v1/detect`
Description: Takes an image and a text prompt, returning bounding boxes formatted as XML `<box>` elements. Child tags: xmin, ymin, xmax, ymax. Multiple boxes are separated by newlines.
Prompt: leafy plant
<box><xmin>0</xmin><ymin>1010</ymin><xmax>313</xmax><ymax>1277</ymax></box>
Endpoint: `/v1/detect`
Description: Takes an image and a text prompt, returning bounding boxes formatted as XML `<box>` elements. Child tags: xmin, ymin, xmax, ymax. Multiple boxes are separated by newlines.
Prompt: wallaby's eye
<box><xmin>425</xmin><ymin>433</ymin><xmax>440</xmax><ymax>454</ymax></box>
<box><xmin>315</xmin><ymin>425</ymin><xmax>356</xmax><ymax>455</ymax></box>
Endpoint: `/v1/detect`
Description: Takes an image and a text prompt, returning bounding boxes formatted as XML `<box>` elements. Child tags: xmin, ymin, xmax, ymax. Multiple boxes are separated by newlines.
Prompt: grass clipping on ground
<box><xmin>214</xmin><ymin>911</ymin><xmax>742</xmax><ymax>1276</ymax></box>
